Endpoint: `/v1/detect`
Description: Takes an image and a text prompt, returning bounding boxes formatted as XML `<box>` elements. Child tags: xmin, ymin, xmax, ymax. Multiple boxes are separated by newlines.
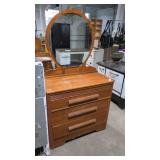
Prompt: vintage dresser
<box><xmin>43</xmin><ymin>9</ymin><xmax>114</xmax><ymax>148</ymax></box>
<box><xmin>45</xmin><ymin>70</ymin><xmax>113</xmax><ymax>148</ymax></box>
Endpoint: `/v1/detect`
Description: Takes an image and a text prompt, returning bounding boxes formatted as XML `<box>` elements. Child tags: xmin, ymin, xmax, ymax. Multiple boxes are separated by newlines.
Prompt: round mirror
<box><xmin>45</xmin><ymin>9</ymin><xmax>94</xmax><ymax>68</ymax></box>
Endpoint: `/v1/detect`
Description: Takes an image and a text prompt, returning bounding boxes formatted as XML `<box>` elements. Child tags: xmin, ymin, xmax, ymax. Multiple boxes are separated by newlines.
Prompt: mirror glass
<box><xmin>48</xmin><ymin>13</ymin><xmax>92</xmax><ymax>67</ymax></box>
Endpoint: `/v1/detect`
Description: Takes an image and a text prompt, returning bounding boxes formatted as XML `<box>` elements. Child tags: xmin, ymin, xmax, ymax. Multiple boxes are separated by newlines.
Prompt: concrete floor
<box><xmin>49</xmin><ymin>101</ymin><xmax>125</xmax><ymax>156</ymax></box>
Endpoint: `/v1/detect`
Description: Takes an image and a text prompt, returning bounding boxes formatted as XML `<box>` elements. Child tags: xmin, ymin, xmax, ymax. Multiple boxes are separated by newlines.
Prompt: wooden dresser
<box><xmin>45</xmin><ymin>72</ymin><xmax>113</xmax><ymax>148</ymax></box>
<box><xmin>43</xmin><ymin>9</ymin><xmax>114</xmax><ymax>149</ymax></box>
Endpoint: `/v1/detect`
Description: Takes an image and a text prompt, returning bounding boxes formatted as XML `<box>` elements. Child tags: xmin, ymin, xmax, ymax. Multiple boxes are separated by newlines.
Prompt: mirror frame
<box><xmin>45</xmin><ymin>9</ymin><xmax>95</xmax><ymax>69</ymax></box>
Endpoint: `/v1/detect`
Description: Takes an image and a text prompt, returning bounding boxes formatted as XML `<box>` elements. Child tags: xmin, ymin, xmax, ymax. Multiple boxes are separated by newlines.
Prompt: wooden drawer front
<box><xmin>52</xmin><ymin>108</ymin><xmax>108</xmax><ymax>139</ymax></box>
<box><xmin>51</xmin><ymin>99</ymin><xmax>110</xmax><ymax>126</ymax></box>
<box><xmin>47</xmin><ymin>97</ymin><xmax>68</xmax><ymax>111</ymax></box>
<box><xmin>47</xmin><ymin>85</ymin><xmax>112</xmax><ymax>111</ymax></box>
<box><xmin>52</xmin><ymin>122</ymin><xmax>107</xmax><ymax>148</ymax></box>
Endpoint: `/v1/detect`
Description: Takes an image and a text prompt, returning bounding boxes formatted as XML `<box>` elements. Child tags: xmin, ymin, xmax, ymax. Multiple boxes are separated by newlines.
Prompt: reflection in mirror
<box><xmin>49</xmin><ymin>13</ymin><xmax>91</xmax><ymax>67</ymax></box>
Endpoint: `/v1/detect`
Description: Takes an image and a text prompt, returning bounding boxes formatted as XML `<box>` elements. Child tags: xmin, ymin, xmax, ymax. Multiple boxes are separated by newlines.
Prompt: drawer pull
<box><xmin>68</xmin><ymin>106</ymin><xmax>98</xmax><ymax>118</ymax></box>
<box><xmin>69</xmin><ymin>94</ymin><xmax>99</xmax><ymax>105</ymax></box>
<box><xmin>68</xmin><ymin>119</ymin><xmax>96</xmax><ymax>131</ymax></box>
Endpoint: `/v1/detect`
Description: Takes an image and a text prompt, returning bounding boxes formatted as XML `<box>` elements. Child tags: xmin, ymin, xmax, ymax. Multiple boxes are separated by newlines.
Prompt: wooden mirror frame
<box><xmin>45</xmin><ymin>9</ymin><xmax>95</xmax><ymax>73</ymax></box>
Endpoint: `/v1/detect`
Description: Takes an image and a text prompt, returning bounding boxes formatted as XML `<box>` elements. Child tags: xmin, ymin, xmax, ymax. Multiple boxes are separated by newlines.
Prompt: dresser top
<box><xmin>45</xmin><ymin>72</ymin><xmax>113</xmax><ymax>94</ymax></box>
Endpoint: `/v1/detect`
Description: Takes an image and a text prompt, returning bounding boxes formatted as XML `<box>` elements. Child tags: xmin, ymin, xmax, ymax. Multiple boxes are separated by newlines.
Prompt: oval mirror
<box><xmin>45</xmin><ymin>9</ymin><xmax>94</xmax><ymax>68</ymax></box>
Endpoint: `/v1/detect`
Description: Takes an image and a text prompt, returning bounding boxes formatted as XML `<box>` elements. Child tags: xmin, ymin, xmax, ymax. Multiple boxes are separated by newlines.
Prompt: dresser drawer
<box><xmin>52</xmin><ymin>109</ymin><xmax>107</xmax><ymax>139</ymax></box>
<box><xmin>47</xmin><ymin>85</ymin><xmax>112</xmax><ymax>111</ymax></box>
<box><xmin>51</xmin><ymin>99</ymin><xmax>110</xmax><ymax>126</ymax></box>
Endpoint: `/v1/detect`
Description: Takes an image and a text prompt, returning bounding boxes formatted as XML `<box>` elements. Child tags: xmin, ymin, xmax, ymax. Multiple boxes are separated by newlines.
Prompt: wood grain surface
<box><xmin>45</xmin><ymin>72</ymin><xmax>113</xmax><ymax>94</ymax></box>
